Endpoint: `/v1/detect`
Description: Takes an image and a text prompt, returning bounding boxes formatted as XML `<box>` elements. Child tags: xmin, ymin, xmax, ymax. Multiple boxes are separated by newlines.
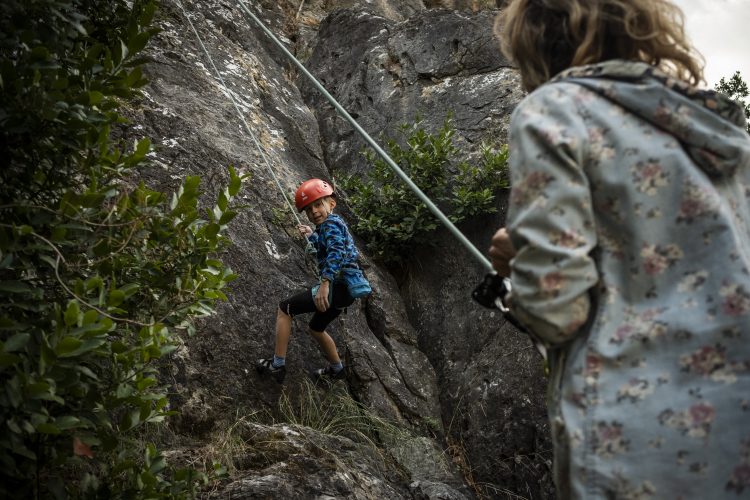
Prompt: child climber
<box><xmin>256</xmin><ymin>178</ymin><xmax>369</xmax><ymax>383</ymax></box>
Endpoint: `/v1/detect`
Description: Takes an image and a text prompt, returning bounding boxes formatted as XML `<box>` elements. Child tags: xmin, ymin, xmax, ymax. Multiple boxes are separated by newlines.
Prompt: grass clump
<box><xmin>278</xmin><ymin>379</ymin><xmax>409</xmax><ymax>446</ymax></box>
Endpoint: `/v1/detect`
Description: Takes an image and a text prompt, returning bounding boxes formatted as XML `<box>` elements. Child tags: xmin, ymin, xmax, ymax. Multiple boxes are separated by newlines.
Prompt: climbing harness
<box><xmin>178</xmin><ymin>0</ymin><xmax>521</xmax><ymax>324</ymax></box>
<box><xmin>175</xmin><ymin>0</ymin><xmax>319</xmax><ymax>276</ymax></box>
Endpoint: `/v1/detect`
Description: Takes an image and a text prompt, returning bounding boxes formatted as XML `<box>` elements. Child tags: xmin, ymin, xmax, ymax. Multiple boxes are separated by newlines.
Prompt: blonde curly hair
<box><xmin>496</xmin><ymin>0</ymin><xmax>704</xmax><ymax>91</ymax></box>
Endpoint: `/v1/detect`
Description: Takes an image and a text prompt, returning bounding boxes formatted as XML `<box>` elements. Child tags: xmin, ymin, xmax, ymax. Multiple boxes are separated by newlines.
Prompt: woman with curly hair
<box><xmin>490</xmin><ymin>0</ymin><xmax>750</xmax><ymax>497</ymax></box>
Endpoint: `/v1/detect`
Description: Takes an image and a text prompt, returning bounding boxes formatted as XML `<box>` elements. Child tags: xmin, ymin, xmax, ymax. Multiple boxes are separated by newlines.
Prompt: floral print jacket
<box><xmin>505</xmin><ymin>60</ymin><xmax>750</xmax><ymax>498</ymax></box>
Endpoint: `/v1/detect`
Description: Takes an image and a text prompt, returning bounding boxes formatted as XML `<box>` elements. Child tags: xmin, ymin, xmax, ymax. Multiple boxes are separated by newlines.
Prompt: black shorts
<box><xmin>279</xmin><ymin>281</ymin><xmax>355</xmax><ymax>332</ymax></box>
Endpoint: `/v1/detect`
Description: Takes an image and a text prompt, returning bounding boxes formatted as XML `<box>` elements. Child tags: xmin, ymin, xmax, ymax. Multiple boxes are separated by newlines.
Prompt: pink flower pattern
<box><xmin>611</xmin><ymin>308</ymin><xmax>667</xmax><ymax>345</ymax></box>
<box><xmin>658</xmin><ymin>402</ymin><xmax>715</xmax><ymax>439</ymax></box>
<box><xmin>510</xmin><ymin>171</ymin><xmax>554</xmax><ymax>207</ymax></box>
<box><xmin>640</xmin><ymin>243</ymin><xmax>683</xmax><ymax>276</ymax></box>
<box><xmin>632</xmin><ymin>160</ymin><xmax>669</xmax><ymax>195</ymax></box>
<box><xmin>677</xmin><ymin>180</ymin><xmax>720</xmax><ymax>223</ymax></box>
<box><xmin>720</xmin><ymin>283</ymin><xmax>750</xmax><ymax>316</ymax></box>
<box><xmin>593</xmin><ymin>421</ymin><xmax>630</xmax><ymax>458</ymax></box>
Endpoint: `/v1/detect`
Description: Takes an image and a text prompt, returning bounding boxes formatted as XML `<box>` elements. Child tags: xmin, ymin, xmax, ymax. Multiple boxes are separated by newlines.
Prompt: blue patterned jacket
<box><xmin>308</xmin><ymin>214</ymin><xmax>359</xmax><ymax>282</ymax></box>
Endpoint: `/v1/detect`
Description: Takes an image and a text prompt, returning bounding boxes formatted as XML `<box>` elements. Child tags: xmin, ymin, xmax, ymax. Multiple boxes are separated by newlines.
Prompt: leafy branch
<box><xmin>340</xmin><ymin>116</ymin><xmax>509</xmax><ymax>263</ymax></box>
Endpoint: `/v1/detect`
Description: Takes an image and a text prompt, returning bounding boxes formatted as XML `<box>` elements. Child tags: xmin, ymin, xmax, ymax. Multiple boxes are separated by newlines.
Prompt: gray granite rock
<box><xmin>126</xmin><ymin>0</ymin><xmax>553</xmax><ymax>497</ymax></box>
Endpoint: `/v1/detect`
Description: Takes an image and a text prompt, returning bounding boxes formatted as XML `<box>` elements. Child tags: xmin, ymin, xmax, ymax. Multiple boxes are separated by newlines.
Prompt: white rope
<box><xmin>175</xmin><ymin>0</ymin><xmax>317</xmax><ymax>261</ymax></box>
<box><xmin>235</xmin><ymin>0</ymin><xmax>495</xmax><ymax>273</ymax></box>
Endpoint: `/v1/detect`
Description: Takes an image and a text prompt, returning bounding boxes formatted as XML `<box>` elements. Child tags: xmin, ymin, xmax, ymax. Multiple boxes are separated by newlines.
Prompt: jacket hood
<box><xmin>551</xmin><ymin>60</ymin><xmax>750</xmax><ymax>178</ymax></box>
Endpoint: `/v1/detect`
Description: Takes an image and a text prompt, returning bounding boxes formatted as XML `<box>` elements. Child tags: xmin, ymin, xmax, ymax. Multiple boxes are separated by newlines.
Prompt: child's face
<box><xmin>304</xmin><ymin>197</ymin><xmax>336</xmax><ymax>226</ymax></box>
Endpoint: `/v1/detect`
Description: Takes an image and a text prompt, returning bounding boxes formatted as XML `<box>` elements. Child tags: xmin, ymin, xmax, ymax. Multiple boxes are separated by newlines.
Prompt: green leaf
<box><xmin>55</xmin><ymin>416</ymin><xmax>80</xmax><ymax>430</ymax></box>
<box><xmin>134</xmin><ymin>137</ymin><xmax>150</xmax><ymax>158</ymax></box>
<box><xmin>125</xmin><ymin>66</ymin><xmax>143</xmax><ymax>87</ymax></box>
<box><xmin>26</xmin><ymin>381</ymin><xmax>52</xmax><ymax>398</ymax></box>
<box><xmin>58</xmin><ymin>338</ymin><xmax>106</xmax><ymax>358</ymax></box>
<box><xmin>219</xmin><ymin>209</ymin><xmax>237</xmax><ymax>225</ymax></box>
<box><xmin>217</xmin><ymin>189</ymin><xmax>228</xmax><ymax>212</ymax></box>
<box><xmin>160</xmin><ymin>344</ymin><xmax>178</xmax><ymax>355</ymax></box>
<box><xmin>82</xmin><ymin>309</ymin><xmax>99</xmax><ymax>326</ymax></box>
<box><xmin>3</xmin><ymin>333</ymin><xmax>30</xmax><ymax>352</ymax></box>
<box><xmin>149</xmin><ymin>455</ymin><xmax>166</xmax><ymax>474</ymax></box>
<box><xmin>64</xmin><ymin>301</ymin><xmax>80</xmax><ymax>327</ymax></box>
<box><xmin>39</xmin><ymin>254</ymin><xmax>58</xmax><ymax>269</ymax></box>
<box><xmin>36</xmin><ymin>423</ymin><xmax>60</xmax><ymax>435</ymax></box>
<box><xmin>212</xmin><ymin>205</ymin><xmax>222</xmax><ymax>222</ymax></box>
<box><xmin>204</xmin><ymin>223</ymin><xmax>220</xmax><ymax>239</ymax></box>
<box><xmin>128</xmin><ymin>32</ymin><xmax>151</xmax><ymax>54</ymax></box>
<box><xmin>108</xmin><ymin>289</ymin><xmax>125</xmax><ymax>307</ymax></box>
<box><xmin>116</xmin><ymin>384</ymin><xmax>133</xmax><ymax>399</ymax></box>
<box><xmin>80</xmin><ymin>193</ymin><xmax>105</xmax><ymax>208</ymax></box>
<box><xmin>85</xmin><ymin>276</ymin><xmax>103</xmax><ymax>292</ymax></box>
<box><xmin>0</xmin><ymin>352</ymin><xmax>21</xmax><ymax>368</ymax></box>
<box><xmin>89</xmin><ymin>91</ymin><xmax>104</xmax><ymax>105</ymax></box>
<box><xmin>56</xmin><ymin>337</ymin><xmax>82</xmax><ymax>356</ymax></box>
<box><xmin>111</xmin><ymin>341</ymin><xmax>128</xmax><ymax>354</ymax></box>
<box><xmin>228</xmin><ymin>167</ymin><xmax>242</xmax><ymax>196</ymax></box>
<box><xmin>136</xmin><ymin>378</ymin><xmax>156</xmax><ymax>391</ymax></box>
<box><xmin>69</xmin><ymin>323</ymin><xmax>107</xmax><ymax>337</ymax></box>
<box><xmin>122</xmin><ymin>409</ymin><xmax>140</xmax><ymax>430</ymax></box>
<box><xmin>30</xmin><ymin>46</ymin><xmax>50</xmax><ymax>61</ymax></box>
<box><xmin>75</xmin><ymin>365</ymin><xmax>98</xmax><ymax>380</ymax></box>
<box><xmin>119</xmin><ymin>283</ymin><xmax>140</xmax><ymax>298</ymax></box>
<box><xmin>7</xmin><ymin>420</ymin><xmax>22</xmax><ymax>434</ymax></box>
<box><xmin>5</xmin><ymin>376</ymin><xmax>21</xmax><ymax>407</ymax></box>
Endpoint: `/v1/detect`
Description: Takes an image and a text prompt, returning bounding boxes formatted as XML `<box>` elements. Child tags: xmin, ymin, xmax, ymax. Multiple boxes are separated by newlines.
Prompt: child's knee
<box><xmin>307</xmin><ymin>328</ymin><xmax>324</xmax><ymax>339</ymax></box>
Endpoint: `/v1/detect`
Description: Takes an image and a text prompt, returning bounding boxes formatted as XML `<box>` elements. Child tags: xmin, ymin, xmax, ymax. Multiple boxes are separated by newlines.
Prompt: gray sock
<box><xmin>331</xmin><ymin>361</ymin><xmax>343</xmax><ymax>373</ymax></box>
<box><xmin>272</xmin><ymin>355</ymin><xmax>285</xmax><ymax>368</ymax></box>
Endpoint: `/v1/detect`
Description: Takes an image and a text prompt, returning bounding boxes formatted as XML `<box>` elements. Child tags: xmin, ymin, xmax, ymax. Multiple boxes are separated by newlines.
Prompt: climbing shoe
<box><xmin>256</xmin><ymin>358</ymin><xmax>286</xmax><ymax>384</ymax></box>
<box><xmin>311</xmin><ymin>364</ymin><xmax>346</xmax><ymax>382</ymax></box>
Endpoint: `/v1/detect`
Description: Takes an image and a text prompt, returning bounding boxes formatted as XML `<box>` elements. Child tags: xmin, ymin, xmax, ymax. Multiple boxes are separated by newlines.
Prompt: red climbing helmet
<box><xmin>294</xmin><ymin>178</ymin><xmax>334</xmax><ymax>212</ymax></box>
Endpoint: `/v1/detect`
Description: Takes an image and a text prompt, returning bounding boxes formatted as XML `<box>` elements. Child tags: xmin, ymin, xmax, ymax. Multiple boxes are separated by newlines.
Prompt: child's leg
<box><xmin>308</xmin><ymin>290</ymin><xmax>346</xmax><ymax>367</ymax></box>
<box><xmin>274</xmin><ymin>307</ymin><xmax>292</xmax><ymax>358</ymax></box>
<box><xmin>308</xmin><ymin>329</ymin><xmax>340</xmax><ymax>364</ymax></box>
<box><xmin>273</xmin><ymin>289</ymin><xmax>317</xmax><ymax>357</ymax></box>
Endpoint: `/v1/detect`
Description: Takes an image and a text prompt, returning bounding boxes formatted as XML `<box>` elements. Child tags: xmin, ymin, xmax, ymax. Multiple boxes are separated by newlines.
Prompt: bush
<box><xmin>340</xmin><ymin>117</ymin><xmax>509</xmax><ymax>263</ymax></box>
<box><xmin>0</xmin><ymin>0</ymin><xmax>242</xmax><ymax>496</ymax></box>
<box><xmin>715</xmin><ymin>71</ymin><xmax>750</xmax><ymax>134</ymax></box>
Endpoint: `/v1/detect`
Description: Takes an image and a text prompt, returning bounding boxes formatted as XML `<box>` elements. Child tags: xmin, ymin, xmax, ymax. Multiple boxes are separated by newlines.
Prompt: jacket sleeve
<box><xmin>506</xmin><ymin>84</ymin><xmax>599</xmax><ymax>345</ymax></box>
<box><xmin>318</xmin><ymin>219</ymin><xmax>347</xmax><ymax>282</ymax></box>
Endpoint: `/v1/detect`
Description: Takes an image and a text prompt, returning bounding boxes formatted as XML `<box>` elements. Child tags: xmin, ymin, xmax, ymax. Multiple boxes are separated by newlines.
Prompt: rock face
<box><xmin>209</xmin><ymin>422</ymin><xmax>413</xmax><ymax>499</ymax></box>
<box><xmin>132</xmin><ymin>0</ymin><xmax>553</xmax><ymax>497</ymax></box>
<box><xmin>300</xmin><ymin>7</ymin><xmax>553</xmax><ymax>497</ymax></box>
<box><xmin>300</xmin><ymin>8</ymin><xmax>518</xmax><ymax>175</ymax></box>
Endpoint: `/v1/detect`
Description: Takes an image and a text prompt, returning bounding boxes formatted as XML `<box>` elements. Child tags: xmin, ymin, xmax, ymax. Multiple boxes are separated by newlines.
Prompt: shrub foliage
<box><xmin>715</xmin><ymin>71</ymin><xmax>750</xmax><ymax>134</ymax></box>
<box><xmin>0</xmin><ymin>0</ymin><xmax>242</xmax><ymax>496</ymax></box>
<box><xmin>340</xmin><ymin>118</ymin><xmax>509</xmax><ymax>263</ymax></box>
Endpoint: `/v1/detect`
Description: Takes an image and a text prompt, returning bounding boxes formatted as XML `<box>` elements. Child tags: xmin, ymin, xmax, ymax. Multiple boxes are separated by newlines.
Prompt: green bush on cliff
<box><xmin>340</xmin><ymin>117</ymin><xmax>509</xmax><ymax>263</ymax></box>
<box><xmin>0</xmin><ymin>0</ymin><xmax>241</xmax><ymax>496</ymax></box>
<box><xmin>715</xmin><ymin>71</ymin><xmax>750</xmax><ymax>134</ymax></box>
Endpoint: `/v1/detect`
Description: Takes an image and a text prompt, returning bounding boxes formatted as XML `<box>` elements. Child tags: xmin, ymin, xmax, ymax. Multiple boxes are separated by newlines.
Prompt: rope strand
<box><xmin>176</xmin><ymin>0</ymin><xmax>317</xmax><ymax>264</ymax></box>
<box><xmin>235</xmin><ymin>0</ymin><xmax>494</xmax><ymax>273</ymax></box>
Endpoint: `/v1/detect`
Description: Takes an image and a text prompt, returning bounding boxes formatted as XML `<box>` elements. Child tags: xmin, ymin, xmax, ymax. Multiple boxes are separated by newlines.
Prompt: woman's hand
<box><xmin>298</xmin><ymin>224</ymin><xmax>313</xmax><ymax>238</ymax></box>
<box><xmin>489</xmin><ymin>227</ymin><xmax>517</xmax><ymax>277</ymax></box>
<box><xmin>315</xmin><ymin>280</ymin><xmax>330</xmax><ymax>312</ymax></box>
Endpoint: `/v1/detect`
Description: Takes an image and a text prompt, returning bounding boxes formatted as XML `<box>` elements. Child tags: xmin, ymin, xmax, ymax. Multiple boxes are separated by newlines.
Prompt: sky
<box><xmin>671</xmin><ymin>0</ymin><xmax>750</xmax><ymax>87</ymax></box>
